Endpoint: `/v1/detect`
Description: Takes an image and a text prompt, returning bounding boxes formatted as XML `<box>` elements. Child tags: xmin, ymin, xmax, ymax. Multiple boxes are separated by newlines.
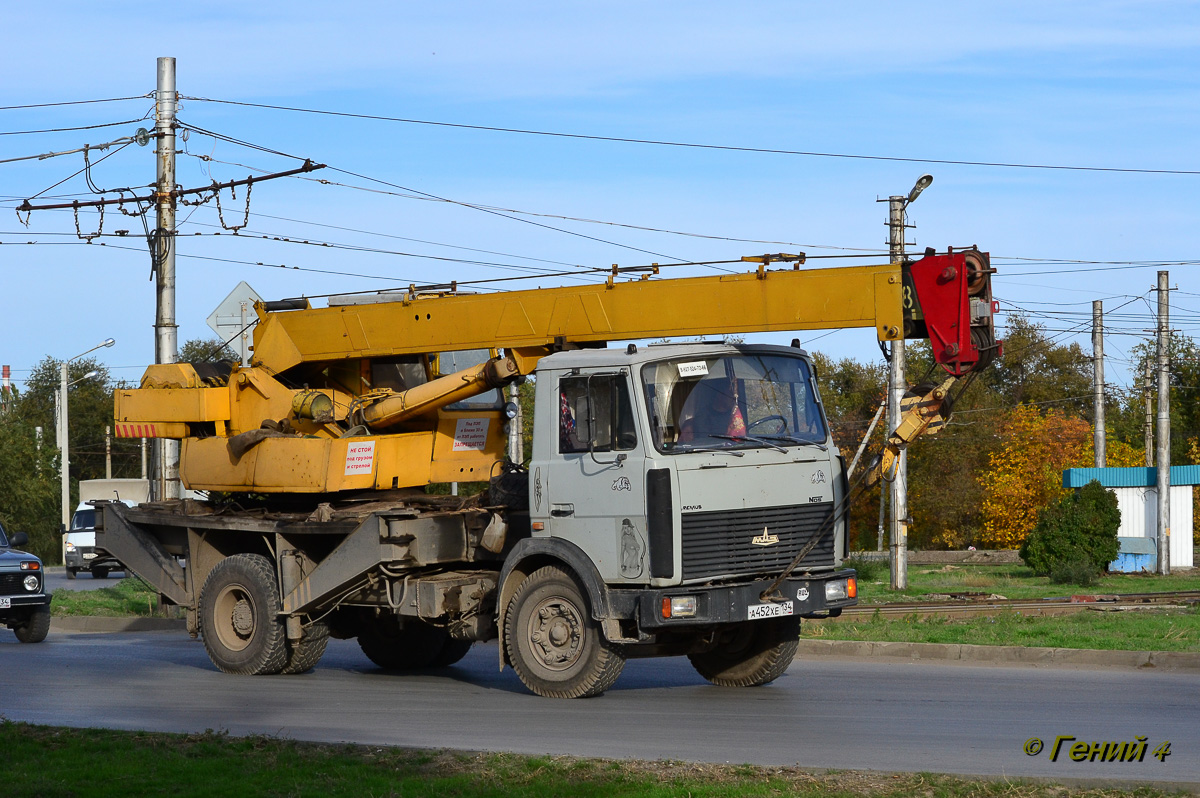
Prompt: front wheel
<box><xmin>91</xmin><ymin>567</ymin><xmax>109</xmax><ymax>579</ymax></box>
<box><xmin>688</xmin><ymin>617</ymin><xmax>800</xmax><ymax>687</ymax></box>
<box><xmin>199</xmin><ymin>553</ymin><xmax>288</xmax><ymax>675</ymax></box>
<box><xmin>66</xmin><ymin>568</ymin><xmax>78</xmax><ymax>580</ymax></box>
<box><xmin>13</xmin><ymin>605</ymin><xmax>51</xmax><ymax>643</ymax></box>
<box><xmin>504</xmin><ymin>565</ymin><xmax>624</xmax><ymax>698</ymax></box>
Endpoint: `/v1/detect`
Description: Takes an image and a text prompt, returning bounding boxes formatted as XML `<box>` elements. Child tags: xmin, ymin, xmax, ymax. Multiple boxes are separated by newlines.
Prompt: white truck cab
<box><xmin>64</xmin><ymin>479</ymin><xmax>149</xmax><ymax>579</ymax></box>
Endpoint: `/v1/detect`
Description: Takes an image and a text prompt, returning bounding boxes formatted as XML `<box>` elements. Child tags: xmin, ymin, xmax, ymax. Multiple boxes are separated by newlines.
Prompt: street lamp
<box><xmin>882</xmin><ymin>175</ymin><xmax>932</xmax><ymax>592</ymax></box>
<box><xmin>58</xmin><ymin>339</ymin><xmax>115</xmax><ymax>540</ymax></box>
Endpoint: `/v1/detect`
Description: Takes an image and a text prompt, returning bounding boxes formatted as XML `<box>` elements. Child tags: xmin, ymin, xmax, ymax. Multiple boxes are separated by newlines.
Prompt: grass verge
<box><xmin>803</xmin><ymin>605</ymin><xmax>1200</xmax><ymax>651</ymax></box>
<box><xmin>853</xmin><ymin>563</ymin><xmax>1200</xmax><ymax>604</ymax></box>
<box><xmin>0</xmin><ymin>721</ymin><xmax>1183</xmax><ymax>798</ymax></box>
<box><xmin>50</xmin><ymin>576</ymin><xmax>161</xmax><ymax>617</ymax></box>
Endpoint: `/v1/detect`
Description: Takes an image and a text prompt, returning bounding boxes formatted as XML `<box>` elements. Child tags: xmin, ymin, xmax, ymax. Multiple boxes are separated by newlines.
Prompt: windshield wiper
<box><xmin>760</xmin><ymin>435</ymin><xmax>827</xmax><ymax>451</ymax></box>
<box><xmin>712</xmin><ymin>434</ymin><xmax>788</xmax><ymax>454</ymax></box>
<box><xmin>672</xmin><ymin>443</ymin><xmax>746</xmax><ymax>457</ymax></box>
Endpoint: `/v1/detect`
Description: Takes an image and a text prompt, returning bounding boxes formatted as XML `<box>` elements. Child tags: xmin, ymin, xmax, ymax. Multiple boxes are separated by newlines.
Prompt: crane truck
<box><xmin>98</xmin><ymin>247</ymin><xmax>997</xmax><ymax>698</ymax></box>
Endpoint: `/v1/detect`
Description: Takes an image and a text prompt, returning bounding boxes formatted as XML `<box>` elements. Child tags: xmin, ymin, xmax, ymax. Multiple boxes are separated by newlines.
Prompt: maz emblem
<box><xmin>612</xmin><ymin>476</ymin><xmax>632</xmax><ymax>492</ymax></box>
<box><xmin>811</xmin><ymin>470</ymin><xmax>826</xmax><ymax>484</ymax></box>
<box><xmin>751</xmin><ymin>527</ymin><xmax>779</xmax><ymax>546</ymax></box>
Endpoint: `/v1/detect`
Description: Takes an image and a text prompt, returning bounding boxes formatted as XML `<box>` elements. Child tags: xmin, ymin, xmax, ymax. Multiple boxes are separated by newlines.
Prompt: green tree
<box><xmin>1020</xmin><ymin>480</ymin><xmax>1121</xmax><ymax>576</ymax></box>
<box><xmin>979</xmin><ymin>315</ymin><xmax>1093</xmax><ymax>414</ymax></box>
<box><xmin>0</xmin><ymin>356</ymin><xmax>140</xmax><ymax>561</ymax></box>
<box><xmin>179</xmin><ymin>337</ymin><xmax>237</xmax><ymax>363</ymax></box>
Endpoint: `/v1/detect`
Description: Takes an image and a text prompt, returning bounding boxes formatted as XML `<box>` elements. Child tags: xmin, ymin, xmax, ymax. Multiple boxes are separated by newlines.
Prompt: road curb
<box><xmin>796</xmin><ymin>639</ymin><xmax>1200</xmax><ymax>671</ymax></box>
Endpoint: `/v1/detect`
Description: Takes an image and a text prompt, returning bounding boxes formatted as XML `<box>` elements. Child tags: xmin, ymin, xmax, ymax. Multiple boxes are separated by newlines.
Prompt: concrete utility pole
<box><xmin>154</xmin><ymin>56</ymin><xmax>181</xmax><ymax>500</ymax></box>
<box><xmin>507</xmin><ymin>384</ymin><xmax>524</xmax><ymax>463</ymax></box>
<box><xmin>883</xmin><ymin>174</ymin><xmax>931</xmax><ymax>590</ymax></box>
<box><xmin>886</xmin><ymin>195</ymin><xmax>907</xmax><ymax>589</ymax></box>
<box><xmin>1155</xmin><ymin>271</ymin><xmax>1171</xmax><ymax>575</ymax></box>
<box><xmin>1144</xmin><ymin>362</ymin><xmax>1154</xmax><ymax>467</ymax></box>
<box><xmin>1092</xmin><ymin>300</ymin><xmax>1105</xmax><ymax>468</ymax></box>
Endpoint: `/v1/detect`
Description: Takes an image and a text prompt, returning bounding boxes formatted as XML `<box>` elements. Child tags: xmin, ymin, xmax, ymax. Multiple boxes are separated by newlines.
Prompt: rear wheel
<box><xmin>688</xmin><ymin>617</ymin><xmax>800</xmax><ymax>687</ymax></box>
<box><xmin>432</xmin><ymin>637</ymin><xmax>473</xmax><ymax>667</ymax></box>
<box><xmin>280</xmin><ymin>620</ymin><xmax>330</xmax><ymax>675</ymax></box>
<box><xmin>357</xmin><ymin>615</ymin><xmax>449</xmax><ymax>670</ymax></box>
<box><xmin>504</xmin><ymin>565</ymin><xmax>624</xmax><ymax>698</ymax></box>
<box><xmin>13</xmin><ymin>605</ymin><xmax>51</xmax><ymax>643</ymax></box>
<box><xmin>199</xmin><ymin>554</ymin><xmax>288</xmax><ymax>675</ymax></box>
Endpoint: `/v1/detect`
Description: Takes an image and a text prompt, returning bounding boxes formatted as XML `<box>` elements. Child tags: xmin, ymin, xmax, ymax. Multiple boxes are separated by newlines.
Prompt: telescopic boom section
<box><xmin>113</xmin><ymin>250</ymin><xmax>996</xmax><ymax>494</ymax></box>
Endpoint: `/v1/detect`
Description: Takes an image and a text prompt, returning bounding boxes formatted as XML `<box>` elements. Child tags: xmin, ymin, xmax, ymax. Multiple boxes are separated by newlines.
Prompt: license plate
<box><xmin>0</xmin><ymin>597</ymin><xmax>10</xmax><ymax>609</ymax></box>
<box><xmin>83</xmin><ymin>553</ymin><xmax>97</xmax><ymax>560</ymax></box>
<box><xmin>748</xmin><ymin>600</ymin><xmax>792</xmax><ymax>620</ymax></box>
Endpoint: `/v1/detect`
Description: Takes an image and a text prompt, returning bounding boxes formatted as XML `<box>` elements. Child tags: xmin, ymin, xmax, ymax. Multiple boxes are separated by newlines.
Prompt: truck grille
<box><xmin>0</xmin><ymin>573</ymin><xmax>30</xmax><ymax>596</ymax></box>
<box><xmin>681</xmin><ymin>503</ymin><xmax>835</xmax><ymax>581</ymax></box>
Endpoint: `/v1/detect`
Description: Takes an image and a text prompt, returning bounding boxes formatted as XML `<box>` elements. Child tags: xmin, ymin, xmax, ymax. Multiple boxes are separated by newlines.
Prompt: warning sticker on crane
<box><xmin>344</xmin><ymin>440</ymin><xmax>377</xmax><ymax>475</ymax></box>
<box><xmin>452</xmin><ymin>418</ymin><xmax>491</xmax><ymax>451</ymax></box>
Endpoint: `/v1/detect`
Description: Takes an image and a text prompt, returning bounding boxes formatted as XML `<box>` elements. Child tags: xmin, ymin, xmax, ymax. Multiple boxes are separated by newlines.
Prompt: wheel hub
<box><xmin>231</xmin><ymin>599</ymin><xmax>254</xmax><ymax>637</ymax></box>
<box><xmin>529</xmin><ymin>599</ymin><xmax>583</xmax><ymax>670</ymax></box>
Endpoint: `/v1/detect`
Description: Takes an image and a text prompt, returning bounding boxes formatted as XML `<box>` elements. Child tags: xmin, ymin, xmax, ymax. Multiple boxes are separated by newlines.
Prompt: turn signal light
<box><xmin>847</xmin><ymin>577</ymin><xmax>857</xmax><ymax>598</ymax></box>
<box><xmin>20</xmin><ymin>561</ymin><xmax>40</xmax><ymax>571</ymax></box>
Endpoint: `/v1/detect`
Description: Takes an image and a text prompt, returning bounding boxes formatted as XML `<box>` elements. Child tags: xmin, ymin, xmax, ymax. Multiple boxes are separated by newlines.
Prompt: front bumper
<box><xmin>0</xmin><ymin>591</ymin><xmax>52</xmax><ymax>620</ymax></box>
<box><xmin>631</xmin><ymin>569</ymin><xmax>856</xmax><ymax>630</ymax></box>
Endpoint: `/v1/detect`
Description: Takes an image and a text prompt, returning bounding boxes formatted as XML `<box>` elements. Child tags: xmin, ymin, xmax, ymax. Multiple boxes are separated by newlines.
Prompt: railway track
<box><xmin>829</xmin><ymin>590</ymin><xmax>1200</xmax><ymax>621</ymax></box>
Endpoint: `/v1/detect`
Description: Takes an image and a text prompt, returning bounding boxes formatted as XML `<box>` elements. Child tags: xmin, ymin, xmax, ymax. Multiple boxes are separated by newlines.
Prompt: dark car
<box><xmin>0</xmin><ymin>520</ymin><xmax>51</xmax><ymax>643</ymax></box>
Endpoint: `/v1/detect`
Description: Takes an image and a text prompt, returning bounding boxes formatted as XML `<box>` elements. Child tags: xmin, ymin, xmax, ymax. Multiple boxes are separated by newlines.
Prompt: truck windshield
<box><xmin>71</xmin><ymin>509</ymin><xmax>96</xmax><ymax>530</ymax></box>
<box><xmin>640</xmin><ymin>352</ymin><xmax>827</xmax><ymax>453</ymax></box>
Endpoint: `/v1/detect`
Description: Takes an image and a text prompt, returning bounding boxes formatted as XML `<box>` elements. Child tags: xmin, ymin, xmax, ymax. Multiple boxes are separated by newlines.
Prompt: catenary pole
<box><xmin>1144</xmin><ymin>362</ymin><xmax>1154</xmax><ymax>466</ymax></box>
<box><xmin>1092</xmin><ymin>300</ymin><xmax>1105</xmax><ymax>468</ymax></box>
<box><xmin>886</xmin><ymin>194</ymin><xmax>908</xmax><ymax>589</ymax></box>
<box><xmin>1155</xmin><ymin>271</ymin><xmax>1171</xmax><ymax>575</ymax></box>
<box><xmin>155</xmin><ymin>57</ymin><xmax>181</xmax><ymax>500</ymax></box>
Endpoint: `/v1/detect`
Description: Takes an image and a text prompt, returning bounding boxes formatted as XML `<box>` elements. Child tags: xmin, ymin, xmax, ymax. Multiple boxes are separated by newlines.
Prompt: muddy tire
<box><xmin>688</xmin><ymin>617</ymin><xmax>800</xmax><ymax>687</ymax></box>
<box><xmin>432</xmin><ymin>637</ymin><xmax>472</xmax><ymax>667</ymax></box>
<box><xmin>280</xmin><ymin>620</ymin><xmax>330</xmax><ymax>675</ymax></box>
<box><xmin>13</xmin><ymin>605</ymin><xmax>51</xmax><ymax>643</ymax></box>
<box><xmin>358</xmin><ymin>615</ymin><xmax>448</xmax><ymax>670</ymax></box>
<box><xmin>505</xmin><ymin>565</ymin><xmax>624</xmax><ymax>698</ymax></box>
<box><xmin>199</xmin><ymin>553</ymin><xmax>288</xmax><ymax>675</ymax></box>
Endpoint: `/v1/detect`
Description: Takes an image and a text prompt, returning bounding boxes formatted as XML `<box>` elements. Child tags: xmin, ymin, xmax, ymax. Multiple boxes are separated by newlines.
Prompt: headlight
<box><xmin>65</xmin><ymin>542</ymin><xmax>77</xmax><ymax>552</ymax></box>
<box><xmin>660</xmin><ymin>595</ymin><xmax>698</xmax><ymax>619</ymax></box>
<box><xmin>826</xmin><ymin>579</ymin><xmax>849</xmax><ymax>601</ymax></box>
<box><xmin>23</xmin><ymin>574</ymin><xmax>40</xmax><ymax>592</ymax></box>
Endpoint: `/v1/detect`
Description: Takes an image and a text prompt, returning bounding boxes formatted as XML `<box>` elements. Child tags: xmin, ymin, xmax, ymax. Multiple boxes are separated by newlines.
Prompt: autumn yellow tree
<box><xmin>978</xmin><ymin>405</ymin><xmax>1093</xmax><ymax>548</ymax></box>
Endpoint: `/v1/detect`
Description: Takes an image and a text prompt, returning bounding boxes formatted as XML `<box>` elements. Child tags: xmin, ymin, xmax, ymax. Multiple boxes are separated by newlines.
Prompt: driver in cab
<box><xmin>678</xmin><ymin>378</ymin><xmax>746</xmax><ymax>445</ymax></box>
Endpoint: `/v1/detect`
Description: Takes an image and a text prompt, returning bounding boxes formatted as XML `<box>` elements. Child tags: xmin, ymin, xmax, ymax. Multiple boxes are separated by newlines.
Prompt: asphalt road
<box><xmin>2</xmin><ymin>629</ymin><xmax>1196</xmax><ymax>785</ymax></box>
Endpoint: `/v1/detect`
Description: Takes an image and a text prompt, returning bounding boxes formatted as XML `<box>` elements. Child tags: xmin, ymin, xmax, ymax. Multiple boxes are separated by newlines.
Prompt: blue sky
<box><xmin>1</xmin><ymin>1</ymin><xmax>1197</xmax><ymax>394</ymax></box>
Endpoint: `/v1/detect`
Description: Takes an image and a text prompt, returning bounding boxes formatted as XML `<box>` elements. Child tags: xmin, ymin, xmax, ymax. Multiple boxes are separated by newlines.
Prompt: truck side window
<box><xmin>559</xmin><ymin>375</ymin><xmax>637</xmax><ymax>454</ymax></box>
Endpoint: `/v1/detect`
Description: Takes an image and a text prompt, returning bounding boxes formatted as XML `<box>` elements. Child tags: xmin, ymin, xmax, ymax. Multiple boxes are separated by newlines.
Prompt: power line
<box><xmin>0</xmin><ymin>95</ymin><xmax>150</xmax><ymax>111</ymax></box>
<box><xmin>1</xmin><ymin>118</ymin><xmax>149</xmax><ymax>137</ymax></box>
<box><xmin>183</xmin><ymin>95</ymin><xmax>1200</xmax><ymax>176</ymax></box>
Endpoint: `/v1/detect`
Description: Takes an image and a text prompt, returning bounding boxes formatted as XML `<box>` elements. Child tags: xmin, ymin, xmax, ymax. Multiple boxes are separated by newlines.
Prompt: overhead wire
<box><xmin>0</xmin><ymin>118</ymin><xmax>149</xmax><ymax>137</ymax></box>
<box><xmin>183</xmin><ymin>95</ymin><xmax>1200</xmax><ymax>176</ymax></box>
<box><xmin>0</xmin><ymin>95</ymin><xmax>151</xmax><ymax>111</ymax></box>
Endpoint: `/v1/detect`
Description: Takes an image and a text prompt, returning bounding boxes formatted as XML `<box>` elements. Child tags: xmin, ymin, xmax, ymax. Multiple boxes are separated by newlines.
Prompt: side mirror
<box><xmin>11</xmin><ymin>532</ymin><xmax>29</xmax><ymax>548</ymax></box>
<box><xmin>60</xmin><ymin>523</ymin><xmax>67</xmax><ymax>535</ymax></box>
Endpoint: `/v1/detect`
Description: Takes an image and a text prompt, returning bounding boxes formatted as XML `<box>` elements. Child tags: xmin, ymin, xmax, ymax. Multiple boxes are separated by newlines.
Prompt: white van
<box><xmin>64</xmin><ymin>479</ymin><xmax>149</xmax><ymax>579</ymax></box>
